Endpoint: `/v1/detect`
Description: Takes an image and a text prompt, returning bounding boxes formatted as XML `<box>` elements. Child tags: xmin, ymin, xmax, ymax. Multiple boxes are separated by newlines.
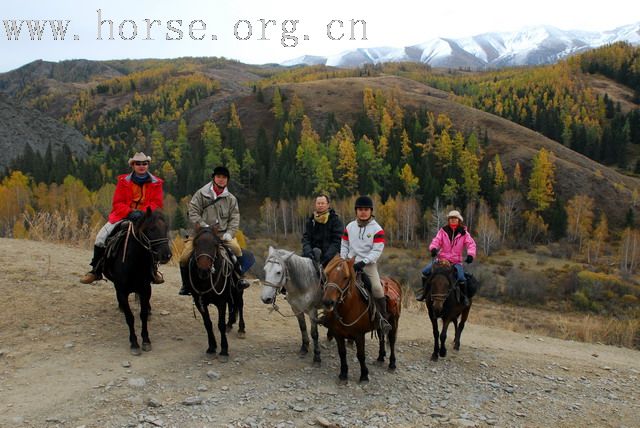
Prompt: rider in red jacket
<box><xmin>80</xmin><ymin>152</ymin><xmax>164</xmax><ymax>284</ymax></box>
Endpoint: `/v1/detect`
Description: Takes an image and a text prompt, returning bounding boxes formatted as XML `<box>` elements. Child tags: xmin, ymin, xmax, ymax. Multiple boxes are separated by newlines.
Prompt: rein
<box><xmin>325</xmin><ymin>267</ymin><xmax>372</xmax><ymax>327</ymax></box>
<box><xmin>121</xmin><ymin>219</ymin><xmax>170</xmax><ymax>263</ymax></box>
<box><xmin>429</xmin><ymin>272</ymin><xmax>455</xmax><ymax>303</ymax></box>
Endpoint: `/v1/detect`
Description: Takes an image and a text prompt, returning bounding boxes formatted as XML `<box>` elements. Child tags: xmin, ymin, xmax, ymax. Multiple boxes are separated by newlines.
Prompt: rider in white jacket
<box><xmin>340</xmin><ymin>195</ymin><xmax>391</xmax><ymax>334</ymax></box>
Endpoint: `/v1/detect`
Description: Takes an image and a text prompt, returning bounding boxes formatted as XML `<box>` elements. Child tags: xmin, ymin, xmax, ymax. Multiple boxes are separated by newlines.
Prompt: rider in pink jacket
<box><xmin>416</xmin><ymin>210</ymin><xmax>476</xmax><ymax>305</ymax></box>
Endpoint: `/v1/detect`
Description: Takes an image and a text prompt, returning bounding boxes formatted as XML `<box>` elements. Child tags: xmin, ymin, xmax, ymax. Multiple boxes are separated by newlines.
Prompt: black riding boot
<box><xmin>374</xmin><ymin>297</ymin><xmax>392</xmax><ymax>335</ymax></box>
<box><xmin>80</xmin><ymin>246</ymin><xmax>106</xmax><ymax>284</ymax></box>
<box><xmin>458</xmin><ymin>280</ymin><xmax>470</xmax><ymax>306</ymax></box>
<box><xmin>178</xmin><ymin>265</ymin><xmax>191</xmax><ymax>296</ymax></box>
<box><xmin>415</xmin><ymin>275</ymin><xmax>429</xmax><ymax>301</ymax></box>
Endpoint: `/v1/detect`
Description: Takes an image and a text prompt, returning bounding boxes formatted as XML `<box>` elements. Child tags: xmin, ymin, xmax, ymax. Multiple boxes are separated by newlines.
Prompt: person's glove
<box><xmin>353</xmin><ymin>261</ymin><xmax>366</xmax><ymax>272</ymax></box>
<box><xmin>465</xmin><ymin>255</ymin><xmax>474</xmax><ymax>264</ymax></box>
<box><xmin>430</xmin><ymin>248</ymin><xmax>438</xmax><ymax>258</ymax></box>
<box><xmin>222</xmin><ymin>233</ymin><xmax>232</xmax><ymax>241</ymax></box>
<box><xmin>128</xmin><ymin>210</ymin><xmax>144</xmax><ymax>221</ymax></box>
<box><xmin>312</xmin><ymin>248</ymin><xmax>322</xmax><ymax>262</ymax></box>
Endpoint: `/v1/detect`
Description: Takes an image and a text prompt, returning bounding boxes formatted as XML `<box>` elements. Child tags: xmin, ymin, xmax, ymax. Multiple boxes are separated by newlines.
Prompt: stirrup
<box><xmin>152</xmin><ymin>270</ymin><xmax>165</xmax><ymax>284</ymax></box>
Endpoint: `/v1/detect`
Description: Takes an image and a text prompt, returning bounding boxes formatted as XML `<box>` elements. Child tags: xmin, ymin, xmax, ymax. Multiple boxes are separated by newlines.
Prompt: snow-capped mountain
<box><xmin>283</xmin><ymin>23</ymin><xmax>640</xmax><ymax>69</ymax></box>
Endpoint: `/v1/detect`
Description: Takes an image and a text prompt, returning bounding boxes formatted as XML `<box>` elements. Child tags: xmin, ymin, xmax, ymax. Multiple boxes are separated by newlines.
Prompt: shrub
<box><xmin>503</xmin><ymin>268</ymin><xmax>549</xmax><ymax>305</ymax></box>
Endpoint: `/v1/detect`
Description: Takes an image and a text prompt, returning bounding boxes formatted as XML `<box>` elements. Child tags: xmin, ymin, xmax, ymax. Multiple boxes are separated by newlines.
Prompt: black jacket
<box><xmin>302</xmin><ymin>209</ymin><xmax>344</xmax><ymax>266</ymax></box>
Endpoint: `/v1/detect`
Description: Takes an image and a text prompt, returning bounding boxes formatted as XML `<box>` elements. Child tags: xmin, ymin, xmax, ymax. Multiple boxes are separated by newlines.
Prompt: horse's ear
<box><xmin>348</xmin><ymin>257</ymin><xmax>356</xmax><ymax>266</ymax></box>
<box><xmin>282</xmin><ymin>250</ymin><xmax>295</xmax><ymax>261</ymax></box>
<box><xmin>195</xmin><ymin>223</ymin><xmax>201</xmax><ymax>233</ymax></box>
<box><xmin>268</xmin><ymin>245</ymin><xmax>274</xmax><ymax>254</ymax></box>
<box><xmin>145</xmin><ymin>207</ymin><xmax>152</xmax><ymax>217</ymax></box>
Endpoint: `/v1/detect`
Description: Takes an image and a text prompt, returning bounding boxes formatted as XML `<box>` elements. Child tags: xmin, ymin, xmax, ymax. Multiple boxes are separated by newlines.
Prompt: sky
<box><xmin>0</xmin><ymin>0</ymin><xmax>635</xmax><ymax>72</ymax></box>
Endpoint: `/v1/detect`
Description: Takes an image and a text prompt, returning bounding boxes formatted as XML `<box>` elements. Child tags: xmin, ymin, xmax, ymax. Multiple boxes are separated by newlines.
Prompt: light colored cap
<box><xmin>447</xmin><ymin>210</ymin><xmax>463</xmax><ymax>222</ymax></box>
<box><xmin>128</xmin><ymin>152</ymin><xmax>151</xmax><ymax>167</ymax></box>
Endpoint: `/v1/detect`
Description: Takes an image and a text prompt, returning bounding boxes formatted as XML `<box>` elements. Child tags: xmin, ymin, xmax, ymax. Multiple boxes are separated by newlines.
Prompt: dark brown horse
<box><xmin>103</xmin><ymin>208</ymin><xmax>172</xmax><ymax>355</ymax></box>
<box><xmin>322</xmin><ymin>257</ymin><xmax>401</xmax><ymax>383</ymax></box>
<box><xmin>185</xmin><ymin>226</ymin><xmax>245</xmax><ymax>361</ymax></box>
<box><xmin>425</xmin><ymin>260</ymin><xmax>472</xmax><ymax>361</ymax></box>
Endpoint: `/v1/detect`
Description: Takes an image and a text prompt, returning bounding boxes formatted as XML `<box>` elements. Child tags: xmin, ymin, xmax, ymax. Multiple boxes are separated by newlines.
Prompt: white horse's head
<box><xmin>261</xmin><ymin>246</ymin><xmax>294</xmax><ymax>304</ymax></box>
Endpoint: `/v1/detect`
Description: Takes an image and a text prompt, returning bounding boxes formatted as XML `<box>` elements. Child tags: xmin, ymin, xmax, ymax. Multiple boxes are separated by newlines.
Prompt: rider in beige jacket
<box><xmin>178</xmin><ymin>166</ymin><xmax>247</xmax><ymax>295</ymax></box>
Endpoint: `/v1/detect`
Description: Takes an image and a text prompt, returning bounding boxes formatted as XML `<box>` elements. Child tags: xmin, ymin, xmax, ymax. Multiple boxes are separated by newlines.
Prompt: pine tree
<box><xmin>271</xmin><ymin>87</ymin><xmax>285</xmax><ymax>120</ymax></box>
<box><xmin>527</xmin><ymin>148</ymin><xmax>555</xmax><ymax>212</ymax></box>
<box><xmin>399</xmin><ymin>164</ymin><xmax>419</xmax><ymax>195</ymax></box>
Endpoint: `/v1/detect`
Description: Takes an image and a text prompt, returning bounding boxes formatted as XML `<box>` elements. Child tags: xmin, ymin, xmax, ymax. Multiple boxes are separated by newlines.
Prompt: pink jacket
<box><xmin>429</xmin><ymin>226</ymin><xmax>476</xmax><ymax>264</ymax></box>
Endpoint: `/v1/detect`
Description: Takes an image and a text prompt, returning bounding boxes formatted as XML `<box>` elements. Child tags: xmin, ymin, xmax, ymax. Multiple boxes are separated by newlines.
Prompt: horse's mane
<box><xmin>273</xmin><ymin>249</ymin><xmax>317</xmax><ymax>286</ymax></box>
<box><xmin>324</xmin><ymin>255</ymin><xmax>344</xmax><ymax>275</ymax></box>
<box><xmin>193</xmin><ymin>226</ymin><xmax>221</xmax><ymax>244</ymax></box>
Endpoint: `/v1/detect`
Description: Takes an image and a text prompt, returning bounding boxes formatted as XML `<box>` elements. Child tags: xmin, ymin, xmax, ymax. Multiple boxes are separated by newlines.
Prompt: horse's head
<box><xmin>429</xmin><ymin>260</ymin><xmax>455</xmax><ymax>315</ymax></box>
<box><xmin>137</xmin><ymin>208</ymin><xmax>172</xmax><ymax>264</ymax></box>
<box><xmin>261</xmin><ymin>246</ymin><xmax>292</xmax><ymax>304</ymax></box>
<box><xmin>322</xmin><ymin>256</ymin><xmax>354</xmax><ymax>312</ymax></box>
<box><xmin>192</xmin><ymin>225</ymin><xmax>222</xmax><ymax>279</ymax></box>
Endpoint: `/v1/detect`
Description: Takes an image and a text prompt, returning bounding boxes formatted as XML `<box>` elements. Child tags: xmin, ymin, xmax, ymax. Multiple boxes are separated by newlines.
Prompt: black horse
<box><xmin>424</xmin><ymin>260</ymin><xmax>473</xmax><ymax>361</ymax></box>
<box><xmin>103</xmin><ymin>208</ymin><xmax>172</xmax><ymax>355</ymax></box>
<box><xmin>185</xmin><ymin>226</ymin><xmax>246</xmax><ymax>360</ymax></box>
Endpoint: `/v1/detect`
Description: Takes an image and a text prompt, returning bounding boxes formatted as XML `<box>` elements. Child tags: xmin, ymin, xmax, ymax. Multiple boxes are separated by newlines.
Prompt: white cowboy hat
<box><xmin>128</xmin><ymin>152</ymin><xmax>152</xmax><ymax>167</ymax></box>
<box><xmin>447</xmin><ymin>210</ymin><xmax>464</xmax><ymax>222</ymax></box>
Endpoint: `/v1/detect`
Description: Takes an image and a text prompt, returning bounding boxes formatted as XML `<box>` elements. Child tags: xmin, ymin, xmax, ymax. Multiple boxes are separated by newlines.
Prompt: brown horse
<box><xmin>322</xmin><ymin>257</ymin><xmax>401</xmax><ymax>384</ymax></box>
<box><xmin>425</xmin><ymin>260</ymin><xmax>472</xmax><ymax>361</ymax></box>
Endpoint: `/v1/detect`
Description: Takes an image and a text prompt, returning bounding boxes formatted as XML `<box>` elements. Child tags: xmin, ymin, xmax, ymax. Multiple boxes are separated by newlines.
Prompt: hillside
<box><xmin>214</xmin><ymin>75</ymin><xmax>640</xmax><ymax>225</ymax></box>
<box><xmin>0</xmin><ymin>94</ymin><xmax>89</xmax><ymax>171</ymax></box>
<box><xmin>1</xmin><ymin>238</ymin><xmax>639</xmax><ymax>427</ymax></box>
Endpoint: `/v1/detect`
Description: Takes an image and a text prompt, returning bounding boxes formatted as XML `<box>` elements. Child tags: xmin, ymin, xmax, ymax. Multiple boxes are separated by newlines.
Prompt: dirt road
<box><xmin>1</xmin><ymin>238</ymin><xmax>638</xmax><ymax>427</ymax></box>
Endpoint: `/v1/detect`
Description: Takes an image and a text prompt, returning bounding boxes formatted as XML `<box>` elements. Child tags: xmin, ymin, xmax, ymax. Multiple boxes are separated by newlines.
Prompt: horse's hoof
<box><xmin>205</xmin><ymin>351</ymin><xmax>217</xmax><ymax>360</ymax></box>
<box><xmin>439</xmin><ymin>349</ymin><xmax>447</xmax><ymax>358</ymax></box>
<box><xmin>131</xmin><ymin>347</ymin><xmax>142</xmax><ymax>356</ymax></box>
<box><xmin>337</xmin><ymin>378</ymin><xmax>348</xmax><ymax>386</ymax></box>
<box><xmin>142</xmin><ymin>342</ymin><xmax>152</xmax><ymax>352</ymax></box>
<box><xmin>237</xmin><ymin>331</ymin><xmax>246</xmax><ymax>339</ymax></box>
<box><xmin>388</xmin><ymin>363</ymin><xmax>396</xmax><ymax>371</ymax></box>
<box><xmin>359</xmin><ymin>376</ymin><xmax>369</xmax><ymax>383</ymax></box>
<box><xmin>375</xmin><ymin>358</ymin><xmax>385</xmax><ymax>366</ymax></box>
<box><xmin>219</xmin><ymin>354</ymin><xmax>229</xmax><ymax>363</ymax></box>
<box><xmin>225</xmin><ymin>325</ymin><xmax>233</xmax><ymax>333</ymax></box>
<box><xmin>298</xmin><ymin>348</ymin><xmax>309</xmax><ymax>358</ymax></box>
<box><xmin>453</xmin><ymin>344</ymin><xmax>460</xmax><ymax>351</ymax></box>
<box><xmin>430</xmin><ymin>354</ymin><xmax>438</xmax><ymax>362</ymax></box>
<box><xmin>312</xmin><ymin>360</ymin><xmax>321</xmax><ymax>368</ymax></box>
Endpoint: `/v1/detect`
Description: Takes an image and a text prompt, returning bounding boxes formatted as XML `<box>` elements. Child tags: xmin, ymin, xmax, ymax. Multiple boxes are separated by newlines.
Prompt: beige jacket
<box><xmin>188</xmin><ymin>182</ymin><xmax>240</xmax><ymax>237</ymax></box>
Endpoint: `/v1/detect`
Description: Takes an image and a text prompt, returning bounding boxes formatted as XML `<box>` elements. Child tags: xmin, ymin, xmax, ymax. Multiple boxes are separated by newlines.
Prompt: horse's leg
<box><xmin>225</xmin><ymin>299</ymin><xmax>236</xmax><ymax>333</ymax></box>
<box><xmin>197</xmin><ymin>304</ymin><xmax>217</xmax><ymax>356</ymax></box>
<box><xmin>336</xmin><ymin>335</ymin><xmax>348</xmax><ymax>384</ymax></box>
<box><xmin>388</xmin><ymin>318</ymin><xmax>398</xmax><ymax>371</ymax></box>
<box><xmin>454</xmin><ymin>305</ymin><xmax>471</xmax><ymax>351</ymax></box>
<box><xmin>310</xmin><ymin>310</ymin><xmax>321</xmax><ymax>366</ymax></box>
<box><xmin>296</xmin><ymin>313</ymin><xmax>310</xmax><ymax>356</ymax></box>
<box><xmin>217</xmin><ymin>302</ymin><xmax>229</xmax><ymax>361</ymax></box>
<box><xmin>117</xmin><ymin>290</ymin><xmax>139</xmax><ymax>355</ymax></box>
<box><xmin>236</xmin><ymin>290</ymin><xmax>246</xmax><ymax>338</ymax></box>
<box><xmin>427</xmin><ymin>304</ymin><xmax>439</xmax><ymax>361</ymax></box>
<box><xmin>139</xmin><ymin>288</ymin><xmax>152</xmax><ymax>352</ymax></box>
<box><xmin>439</xmin><ymin>318</ymin><xmax>450</xmax><ymax>358</ymax></box>
<box><xmin>355</xmin><ymin>334</ymin><xmax>369</xmax><ymax>383</ymax></box>
<box><xmin>376</xmin><ymin>328</ymin><xmax>386</xmax><ymax>364</ymax></box>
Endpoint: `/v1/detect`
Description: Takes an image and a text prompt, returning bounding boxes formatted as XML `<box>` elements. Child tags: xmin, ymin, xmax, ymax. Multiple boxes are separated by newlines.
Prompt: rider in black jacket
<box><xmin>302</xmin><ymin>194</ymin><xmax>344</xmax><ymax>267</ymax></box>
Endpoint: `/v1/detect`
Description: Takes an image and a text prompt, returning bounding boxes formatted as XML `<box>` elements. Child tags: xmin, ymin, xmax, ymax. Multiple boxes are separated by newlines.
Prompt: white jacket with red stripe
<box><xmin>340</xmin><ymin>218</ymin><xmax>385</xmax><ymax>264</ymax></box>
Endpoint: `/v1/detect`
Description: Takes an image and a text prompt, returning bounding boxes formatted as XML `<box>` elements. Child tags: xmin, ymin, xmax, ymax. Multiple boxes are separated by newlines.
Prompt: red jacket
<box><xmin>429</xmin><ymin>225</ymin><xmax>476</xmax><ymax>264</ymax></box>
<box><xmin>108</xmin><ymin>173</ymin><xmax>164</xmax><ymax>223</ymax></box>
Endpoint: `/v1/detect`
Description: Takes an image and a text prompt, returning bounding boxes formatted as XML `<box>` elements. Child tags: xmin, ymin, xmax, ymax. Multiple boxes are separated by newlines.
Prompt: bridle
<box><xmin>122</xmin><ymin>218</ymin><xmax>169</xmax><ymax>264</ymax></box>
<box><xmin>429</xmin><ymin>271</ymin><xmax>455</xmax><ymax>305</ymax></box>
<box><xmin>188</xmin><ymin>230</ymin><xmax>234</xmax><ymax>299</ymax></box>
<box><xmin>323</xmin><ymin>261</ymin><xmax>371</xmax><ymax>327</ymax></box>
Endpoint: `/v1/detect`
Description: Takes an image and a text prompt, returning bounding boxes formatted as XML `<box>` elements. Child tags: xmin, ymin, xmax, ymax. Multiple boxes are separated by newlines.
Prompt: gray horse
<box><xmin>261</xmin><ymin>246</ymin><xmax>324</xmax><ymax>366</ymax></box>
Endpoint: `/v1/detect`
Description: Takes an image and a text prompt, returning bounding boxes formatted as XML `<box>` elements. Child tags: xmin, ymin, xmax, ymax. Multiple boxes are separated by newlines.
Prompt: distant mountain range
<box><xmin>282</xmin><ymin>22</ymin><xmax>640</xmax><ymax>69</ymax></box>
